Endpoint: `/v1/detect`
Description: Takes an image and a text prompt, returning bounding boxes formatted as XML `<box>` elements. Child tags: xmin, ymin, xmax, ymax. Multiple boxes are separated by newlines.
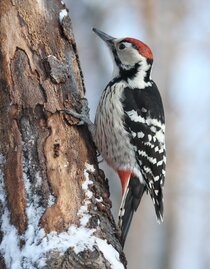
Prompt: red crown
<box><xmin>124</xmin><ymin>38</ymin><xmax>153</xmax><ymax>60</ymax></box>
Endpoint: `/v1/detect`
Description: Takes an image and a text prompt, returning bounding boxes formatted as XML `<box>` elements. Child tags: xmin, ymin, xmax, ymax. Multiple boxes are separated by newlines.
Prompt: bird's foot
<box><xmin>64</xmin><ymin>98</ymin><xmax>91</xmax><ymax>125</ymax></box>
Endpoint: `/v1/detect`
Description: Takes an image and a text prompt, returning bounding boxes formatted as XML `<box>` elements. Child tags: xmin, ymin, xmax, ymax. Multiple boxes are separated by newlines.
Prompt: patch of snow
<box><xmin>85</xmin><ymin>163</ymin><xmax>95</xmax><ymax>172</ymax></box>
<box><xmin>22</xmin><ymin>169</ymin><xmax>44</xmax><ymax>228</ymax></box>
<box><xmin>77</xmin><ymin>163</ymin><xmax>95</xmax><ymax>226</ymax></box>
<box><xmin>83</xmin><ymin>173</ymin><xmax>93</xmax><ymax>191</ymax></box>
<box><xmin>48</xmin><ymin>193</ymin><xmax>56</xmax><ymax>207</ymax></box>
<box><xmin>0</xmin><ymin>161</ymin><xmax>124</xmax><ymax>268</ymax></box>
<box><xmin>77</xmin><ymin>200</ymin><xmax>92</xmax><ymax>227</ymax></box>
<box><xmin>79</xmin><ymin>212</ymin><xmax>91</xmax><ymax>227</ymax></box>
<box><xmin>82</xmin><ymin>163</ymin><xmax>94</xmax><ymax>199</ymax></box>
<box><xmin>96</xmin><ymin>238</ymin><xmax>125</xmax><ymax>269</ymax></box>
<box><xmin>81</xmin><ymin>164</ymin><xmax>124</xmax><ymax>268</ymax></box>
<box><xmin>59</xmin><ymin>9</ymin><xmax>68</xmax><ymax>24</ymax></box>
<box><xmin>1</xmin><ymin>209</ymin><xmax>22</xmax><ymax>269</ymax></box>
<box><xmin>35</xmin><ymin>171</ymin><xmax>42</xmax><ymax>187</ymax></box>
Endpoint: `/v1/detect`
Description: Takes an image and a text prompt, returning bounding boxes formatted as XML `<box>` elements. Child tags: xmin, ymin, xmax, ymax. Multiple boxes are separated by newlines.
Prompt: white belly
<box><xmin>94</xmin><ymin>84</ymin><xmax>137</xmax><ymax>171</ymax></box>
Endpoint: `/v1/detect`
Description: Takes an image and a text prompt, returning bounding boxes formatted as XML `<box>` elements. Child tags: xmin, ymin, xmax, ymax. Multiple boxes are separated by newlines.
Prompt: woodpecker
<box><xmin>66</xmin><ymin>28</ymin><xmax>166</xmax><ymax>248</ymax></box>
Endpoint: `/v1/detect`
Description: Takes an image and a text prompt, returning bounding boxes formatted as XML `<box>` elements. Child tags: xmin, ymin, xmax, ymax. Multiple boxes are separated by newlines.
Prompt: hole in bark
<box><xmin>53</xmin><ymin>143</ymin><xmax>60</xmax><ymax>158</ymax></box>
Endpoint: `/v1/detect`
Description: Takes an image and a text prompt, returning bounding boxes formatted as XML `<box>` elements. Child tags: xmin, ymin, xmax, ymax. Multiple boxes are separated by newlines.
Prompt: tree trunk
<box><xmin>0</xmin><ymin>1</ymin><xmax>126</xmax><ymax>268</ymax></box>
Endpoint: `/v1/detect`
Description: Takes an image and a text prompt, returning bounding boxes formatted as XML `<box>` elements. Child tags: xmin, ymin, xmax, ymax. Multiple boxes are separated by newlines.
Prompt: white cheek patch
<box><xmin>118</xmin><ymin>48</ymin><xmax>142</xmax><ymax>66</ymax></box>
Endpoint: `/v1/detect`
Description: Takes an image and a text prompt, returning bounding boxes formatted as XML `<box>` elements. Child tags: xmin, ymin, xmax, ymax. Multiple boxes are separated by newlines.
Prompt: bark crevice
<box><xmin>0</xmin><ymin>0</ymin><xmax>126</xmax><ymax>268</ymax></box>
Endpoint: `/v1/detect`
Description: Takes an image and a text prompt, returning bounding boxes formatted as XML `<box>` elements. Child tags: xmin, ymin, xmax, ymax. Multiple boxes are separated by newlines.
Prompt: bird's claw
<box><xmin>64</xmin><ymin>98</ymin><xmax>91</xmax><ymax>126</ymax></box>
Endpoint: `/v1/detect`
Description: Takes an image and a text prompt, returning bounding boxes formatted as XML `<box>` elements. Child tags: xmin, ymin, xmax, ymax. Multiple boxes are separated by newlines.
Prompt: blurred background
<box><xmin>66</xmin><ymin>0</ymin><xmax>210</xmax><ymax>268</ymax></box>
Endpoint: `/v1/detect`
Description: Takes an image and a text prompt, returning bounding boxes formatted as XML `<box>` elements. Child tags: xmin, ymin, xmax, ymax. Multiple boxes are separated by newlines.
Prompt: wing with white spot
<box><xmin>122</xmin><ymin>83</ymin><xmax>166</xmax><ymax>220</ymax></box>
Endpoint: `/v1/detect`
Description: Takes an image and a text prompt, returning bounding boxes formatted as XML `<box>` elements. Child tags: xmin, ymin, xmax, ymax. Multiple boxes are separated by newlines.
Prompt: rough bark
<box><xmin>0</xmin><ymin>0</ymin><xmax>126</xmax><ymax>268</ymax></box>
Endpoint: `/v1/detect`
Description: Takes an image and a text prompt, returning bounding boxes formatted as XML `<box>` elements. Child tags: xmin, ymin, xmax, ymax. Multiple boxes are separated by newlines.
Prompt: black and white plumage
<box><xmin>123</xmin><ymin>84</ymin><xmax>165</xmax><ymax>216</ymax></box>
<box><xmin>92</xmin><ymin>29</ymin><xmax>166</xmax><ymax>247</ymax></box>
<box><xmin>66</xmin><ymin>28</ymin><xmax>166</xmax><ymax>248</ymax></box>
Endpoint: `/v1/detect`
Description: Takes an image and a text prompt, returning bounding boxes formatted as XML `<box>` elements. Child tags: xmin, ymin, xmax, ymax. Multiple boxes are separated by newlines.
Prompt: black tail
<box><xmin>118</xmin><ymin>176</ymin><xmax>145</xmax><ymax>248</ymax></box>
<box><xmin>150</xmin><ymin>186</ymin><xmax>164</xmax><ymax>223</ymax></box>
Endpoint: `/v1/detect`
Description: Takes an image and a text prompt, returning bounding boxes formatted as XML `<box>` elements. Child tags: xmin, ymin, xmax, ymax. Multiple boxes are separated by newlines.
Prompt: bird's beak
<box><xmin>92</xmin><ymin>28</ymin><xmax>116</xmax><ymax>48</ymax></box>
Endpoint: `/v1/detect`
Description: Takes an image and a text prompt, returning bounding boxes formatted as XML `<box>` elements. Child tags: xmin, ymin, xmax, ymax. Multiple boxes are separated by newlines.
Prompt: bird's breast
<box><xmin>94</xmin><ymin>84</ymin><xmax>136</xmax><ymax>169</ymax></box>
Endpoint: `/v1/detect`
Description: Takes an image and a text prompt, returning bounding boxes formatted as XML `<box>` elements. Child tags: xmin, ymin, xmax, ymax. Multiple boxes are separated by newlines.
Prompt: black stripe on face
<box><xmin>111</xmin><ymin>46</ymin><xmax>139</xmax><ymax>81</ymax></box>
<box><xmin>112</xmin><ymin>46</ymin><xmax>152</xmax><ymax>82</ymax></box>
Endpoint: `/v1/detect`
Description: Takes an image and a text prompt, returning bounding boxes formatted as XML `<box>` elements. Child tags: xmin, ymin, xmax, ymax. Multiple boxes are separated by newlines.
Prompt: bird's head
<box><xmin>93</xmin><ymin>28</ymin><xmax>153</xmax><ymax>79</ymax></box>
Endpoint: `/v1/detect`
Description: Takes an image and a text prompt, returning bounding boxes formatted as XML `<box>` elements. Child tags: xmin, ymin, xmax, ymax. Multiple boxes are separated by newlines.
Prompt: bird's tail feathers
<box><xmin>150</xmin><ymin>187</ymin><xmax>164</xmax><ymax>223</ymax></box>
<box><xmin>118</xmin><ymin>176</ymin><xmax>145</xmax><ymax>248</ymax></box>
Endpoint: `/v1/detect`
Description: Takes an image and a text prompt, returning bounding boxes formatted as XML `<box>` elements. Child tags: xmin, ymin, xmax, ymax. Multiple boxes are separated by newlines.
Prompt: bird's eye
<box><xmin>119</xmin><ymin>43</ymin><xmax>126</xmax><ymax>50</ymax></box>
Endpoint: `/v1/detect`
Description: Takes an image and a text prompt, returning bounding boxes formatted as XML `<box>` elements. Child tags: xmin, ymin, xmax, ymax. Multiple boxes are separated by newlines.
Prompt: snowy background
<box><xmin>66</xmin><ymin>1</ymin><xmax>210</xmax><ymax>268</ymax></box>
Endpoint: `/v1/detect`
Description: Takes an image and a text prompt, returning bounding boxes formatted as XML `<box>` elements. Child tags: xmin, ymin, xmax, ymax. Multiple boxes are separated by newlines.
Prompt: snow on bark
<box><xmin>59</xmin><ymin>9</ymin><xmax>68</xmax><ymax>24</ymax></box>
<box><xmin>0</xmin><ymin>1</ymin><xmax>126</xmax><ymax>267</ymax></box>
<box><xmin>0</xmin><ymin>159</ymin><xmax>124</xmax><ymax>269</ymax></box>
<box><xmin>75</xmin><ymin>163</ymin><xmax>125</xmax><ymax>269</ymax></box>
